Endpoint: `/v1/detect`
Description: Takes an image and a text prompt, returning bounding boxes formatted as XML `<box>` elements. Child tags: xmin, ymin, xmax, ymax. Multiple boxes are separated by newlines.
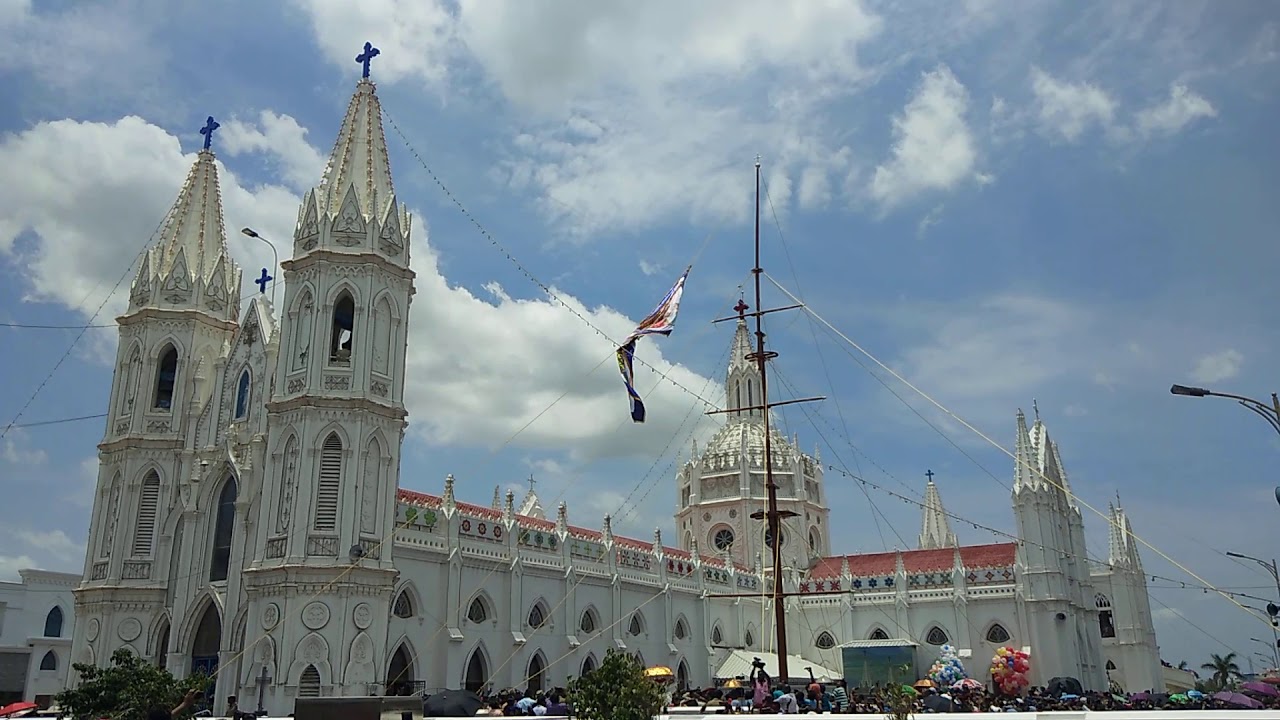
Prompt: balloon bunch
<box><xmin>928</xmin><ymin>644</ymin><xmax>969</xmax><ymax>686</ymax></box>
<box><xmin>990</xmin><ymin>647</ymin><xmax>1030</xmax><ymax>695</ymax></box>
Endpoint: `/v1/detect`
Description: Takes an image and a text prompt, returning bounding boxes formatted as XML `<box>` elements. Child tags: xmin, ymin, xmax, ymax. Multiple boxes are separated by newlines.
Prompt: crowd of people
<box><xmin>467</xmin><ymin>667</ymin><xmax>1280</xmax><ymax>715</ymax></box>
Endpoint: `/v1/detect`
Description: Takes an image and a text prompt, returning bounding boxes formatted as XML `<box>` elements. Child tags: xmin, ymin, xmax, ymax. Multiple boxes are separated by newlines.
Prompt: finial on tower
<box><xmin>925</xmin><ymin>469</ymin><xmax>935</xmax><ymax>484</ymax></box>
<box><xmin>1032</xmin><ymin>398</ymin><xmax>1040</xmax><ymax>421</ymax></box>
<box><xmin>504</xmin><ymin>489</ymin><xmax>515</xmax><ymax>517</ymax></box>
<box><xmin>254</xmin><ymin>268</ymin><xmax>272</xmax><ymax>294</ymax></box>
<box><xmin>356</xmin><ymin>41</ymin><xmax>380</xmax><ymax>79</ymax></box>
<box><xmin>527</xmin><ymin>473</ymin><xmax>537</xmax><ymax>494</ymax></box>
<box><xmin>602</xmin><ymin>514</ymin><xmax>614</xmax><ymax>543</ymax></box>
<box><xmin>443</xmin><ymin>474</ymin><xmax>455</xmax><ymax>505</ymax></box>
<box><xmin>199</xmin><ymin>115</ymin><xmax>219</xmax><ymax>151</ymax></box>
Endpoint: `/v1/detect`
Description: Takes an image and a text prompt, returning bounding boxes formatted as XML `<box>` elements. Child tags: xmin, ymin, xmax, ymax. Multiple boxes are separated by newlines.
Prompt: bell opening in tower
<box><xmin>330</xmin><ymin>293</ymin><xmax>355</xmax><ymax>364</ymax></box>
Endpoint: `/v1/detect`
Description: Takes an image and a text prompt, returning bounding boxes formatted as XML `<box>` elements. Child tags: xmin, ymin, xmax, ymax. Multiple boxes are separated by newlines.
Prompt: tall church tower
<box><xmin>73</xmin><ymin>121</ymin><xmax>241</xmax><ymax>665</ymax></box>
<box><xmin>1101</xmin><ymin>501</ymin><xmax>1162</xmax><ymax>691</ymax></box>
<box><xmin>1011</xmin><ymin>406</ymin><xmax>1106</xmax><ymax>690</ymax></box>
<box><xmin>242</xmin><ymin>46</ymin><xmax>414</xmax><ymax>704</ymax></box>
<box><xmin>674</xmin><ymin>318</ymin><xmax>830</xmax><ymax>575</ymax></box>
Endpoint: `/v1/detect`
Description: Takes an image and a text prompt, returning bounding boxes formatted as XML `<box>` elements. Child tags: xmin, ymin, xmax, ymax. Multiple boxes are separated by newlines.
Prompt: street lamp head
<box><xmin>1170</xmin><ymin>384</ymin><xmax>1210</xmax><ymax>397</ymax></box>
<box><xmin>240</xmin><ymin>227</ymin><xmax>260</xmax><ymax>238</ymax></box>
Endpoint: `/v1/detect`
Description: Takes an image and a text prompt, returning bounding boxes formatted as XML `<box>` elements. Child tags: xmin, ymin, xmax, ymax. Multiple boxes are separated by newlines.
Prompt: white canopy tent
<box><xmin>714</xmin><ymin>649</ymin><xmax>842</xmax><ymax>683</ymax></box>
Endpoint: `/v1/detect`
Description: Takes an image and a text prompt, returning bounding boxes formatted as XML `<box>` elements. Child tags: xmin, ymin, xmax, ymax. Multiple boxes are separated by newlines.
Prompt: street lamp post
<box><xmin>240</xmin><ymin>227</ymin><xmax>279</xmax><ymax>307</ymax></box>
<box><xmin>1227</xmin><ymin>550</ymin><xmax>1280</xmax><ymax>668</ymax></box>
<box><xmin>1251</xmin><ymin>638</ymin><xmax>1280</xmax><ymax>669</ymax></box>
<box><xmin>1169</xmin><ymin>384</ymin><xmax>1280</xmax><ymax>508</ymax></box>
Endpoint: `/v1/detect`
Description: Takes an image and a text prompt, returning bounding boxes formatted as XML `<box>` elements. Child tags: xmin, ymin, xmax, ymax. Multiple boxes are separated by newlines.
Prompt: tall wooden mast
<box><xmin>707</xmin><ymin>159</ymin><xmax>822</xmax><ymax>682</ymax></box>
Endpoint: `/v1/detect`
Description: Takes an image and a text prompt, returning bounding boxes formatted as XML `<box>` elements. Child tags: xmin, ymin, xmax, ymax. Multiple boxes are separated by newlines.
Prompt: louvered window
<box><xmin>299</xmin><ymin>665</ymin><xmax>321</xmax><ymax>697</ymax></box>
<box><xmin>132</xmin><ymin>473</ymin><xmax>161</xmax><ymax>556</ymax></box>
<box><xmin>314</xmin><ymin>434</ymin><xmax>342</xmax><ymax>532</ymax></box>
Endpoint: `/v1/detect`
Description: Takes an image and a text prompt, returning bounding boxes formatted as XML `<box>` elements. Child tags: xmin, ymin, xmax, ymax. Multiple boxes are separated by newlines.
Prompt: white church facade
<box><xmin>68</xmin><ymin>54</ymin><xmax>1163</xmax><ymax>717</ymax></box>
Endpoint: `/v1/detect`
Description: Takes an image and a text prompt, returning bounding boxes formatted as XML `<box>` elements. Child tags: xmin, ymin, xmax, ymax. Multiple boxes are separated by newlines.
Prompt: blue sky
<box><xmin>1</xmin><ymin>0</ymin><xmax>1279</xmax><ymax>671</ymax></box>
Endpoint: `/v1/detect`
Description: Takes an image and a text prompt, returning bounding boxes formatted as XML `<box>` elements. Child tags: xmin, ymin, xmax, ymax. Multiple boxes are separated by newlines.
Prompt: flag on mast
<box><xmin>617</xmin><ymin>266</ymin><xmax>691</xmax><ymax>423</ymax></box>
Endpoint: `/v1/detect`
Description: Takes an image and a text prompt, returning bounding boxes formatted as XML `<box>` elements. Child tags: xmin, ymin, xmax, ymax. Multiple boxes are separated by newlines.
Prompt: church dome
<box><xmin>701</xmin><ymin>418</ymin><xmax>796</xmax><ymax>469</ymax></box>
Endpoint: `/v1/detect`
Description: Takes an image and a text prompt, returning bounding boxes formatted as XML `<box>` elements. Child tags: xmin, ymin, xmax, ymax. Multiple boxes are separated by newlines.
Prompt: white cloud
<box><xmin>1029</xmin><ymin>67</ymin><xmax>1116</xmax><ymax>142</ymax></box>
<box><xmin>290</xmin><ymin>0</ymin><xmax>456</xmax><ymax>87</ymax></box>
<box><xmin>220</xmin><ymin>111</ymin><xmax>328</xmax><ymax>191</ymax></box>
<box><xmin>0</xmin><ymin>555</ymin><xmax>37</xmax><ymax>581</ymax></box>
<box><xmin>638</xmin><ymin>260</ymin><xmax>662</xmax><ymax>277</ymax></box>
<box><xmin>1190</xmin><ymin>349</ymin><xmax>1243</xmax><ymax>384</ymax></box>
<box><xmin>1</xmin><ymin>429</ymin><xmax>47</xmax><ymax>466</ymax></box>
<box><xmin>870</xmin><ymin>65</ymin><xmax>979</xmax><ymax>209</ymax></box>
<box><xmin>7</xmin><ymin>528</ymin><xmax>80</xmax><ymax>564</ymax></box>
<box><xmin>296</xmin><ymin>1</ymin><xmax>878</xmax><ymax>236</ymax></box>
<box><xmin>1134</xmin><ymin>84</ymin><xmax>1217</xmax><ymax>138</ymax></box>
<box><xmin>0</xmin><ymin>112</ymin><xmax>722</xmax><ymax>462</ymax></box>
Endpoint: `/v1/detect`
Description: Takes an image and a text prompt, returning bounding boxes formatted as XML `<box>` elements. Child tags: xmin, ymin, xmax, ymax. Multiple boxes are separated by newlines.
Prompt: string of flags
<box><xmin>616</xmin><ymin>266</ymin><xmax>691</xmax><ymax>423</ymax></box>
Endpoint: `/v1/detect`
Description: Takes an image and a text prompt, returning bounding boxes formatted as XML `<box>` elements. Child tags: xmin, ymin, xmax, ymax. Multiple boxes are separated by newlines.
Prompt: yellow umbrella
<box><xmin>722</xmin><ymin>678</ymin><xmax>745</xmax><ymax>689</ymax></box>
<box><xmin>645</xmin><ymin>666</ymin><xmax>675</xmax><ymax>680</ymax></box>
<box><xmin>914</xmin><ymin>679</ymin><xmax>936</xmax><ymax>689</ymax></box>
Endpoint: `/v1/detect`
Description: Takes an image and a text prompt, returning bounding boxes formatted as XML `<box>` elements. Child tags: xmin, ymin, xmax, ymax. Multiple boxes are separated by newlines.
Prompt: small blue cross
<box><xmin>255</xmin><ymin>268</ymin><xmax>273</xmax><ymax>294</ymax></box>
<box><xmin>199</xmin><ymin>116</ymin><xmax>219</xmax><ymax>151</ymax></box>
<box><xmin>356</xmin><ymin>41</ymin><xmax>380</xmax><ymax>79</ymax></box>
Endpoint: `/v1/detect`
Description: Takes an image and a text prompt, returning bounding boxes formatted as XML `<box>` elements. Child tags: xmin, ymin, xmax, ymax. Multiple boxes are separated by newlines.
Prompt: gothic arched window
<box><xmin>744</xmin><ymin>629</ymin><xmax>755</xmax><ymax>647</ymax></box>
<box><xmin>528</xmin><ymin>601</ymin><xmax>548</xmax><ymax>629</ymax></box>
<box><xmin>581</xmin><ymin>654</ymin><xmax>597</xmax><ymax>676</ymax></box>
<box><xmin>234</xmin><ymin>369</ymin><xmax>251</xmax><ymax>419</ymax></box>
<box><xmin>393</xmin><ymin>591</ymin><xmax>413</xmax><ymax>619</ymax></box>
<box><xmin>925</xmin><ymin>626</ymin><xmax>949</xmax><ymax>645</ymax></box>
<box><xmin>711</xmin><ymin>625</ymin><xmax>723</xmax><ymax>645</ymax></box>
<box><xmin>209</xmin><ymin>478</ymin><xmax>237</xmax><ymax>582</ymax></box>
<box><xmin>44</xmin><ymin>607</ymin><xmax>64</xmax><ymax>638</ymax></box>
<box><xmin>313</xmin><ymin>433</ymin><xmax>342</xmax><ymax>533</ymax></box>
<box><xmin>674</xmin><ymin>618</ymin><xmax>688</xmax><ymax>641</ymax></box>
<box><xmin>986</xmin><ymin>624</ymin><xmax>1011</xmax><ymax>644</ymax></box>
<box><xmin>1099</xmin><ymin>609</ymin><xmax>1116</xmax><ymax>638</ymax></box>
<box><xmin>869</xmin><ymin>628</ymin><xmax>889</xmax><ymax>640</ymax></box>
<box><xmin>467</xmin><ymin>597</ymin><xmax>489</xmax><ymax>624</ymax></box>
<box><xmin>132</xmin><ymin>471</ymin><xmax>161</xmax><ymax>556</ymax></box>
<box><xmin>299</xmin><ymin>665</ymin><xmax>321</xmax><ymax>697</ymax></box>
<box><xmin>815</xmin><ymin>631</ymin><xmax>837</xmax><ymax>649</ymax></box>
<box><xmin>153</xmin><ymin>344</ymin><xmax>179</xmax><ymax>409</ymax></box>
<box><xmin>40</xmin><ymin>651</ymin><xmax>56</xmax><ymax>671</ymax></box>
<box><xmin>329</xmin><ymin>292</ymin><xmax>355</xmax><ymax>364</ymax></box>
<box><xmin>628</xmin><ymin>614</ymin><xmax>644</xmax><ymax>637</ymax></box>
<box><xmin>580</xmin><ymin>609</ymin><xmax>597</xmax><ymax>634</ymax></box>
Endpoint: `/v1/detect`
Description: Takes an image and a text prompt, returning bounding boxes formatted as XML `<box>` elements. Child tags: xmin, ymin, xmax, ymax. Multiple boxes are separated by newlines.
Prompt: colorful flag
<box><xmin>617</xmin><ymin>266</ymin><xmax>691</xmax><ymax>423</ymax></box>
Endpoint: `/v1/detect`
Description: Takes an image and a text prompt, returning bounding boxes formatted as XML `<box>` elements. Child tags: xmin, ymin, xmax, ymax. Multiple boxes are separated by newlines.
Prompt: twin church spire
<box><xmin>127</xmin><ymin>116</ymin><xmax>241</xmax><ymax>322</ymax></box>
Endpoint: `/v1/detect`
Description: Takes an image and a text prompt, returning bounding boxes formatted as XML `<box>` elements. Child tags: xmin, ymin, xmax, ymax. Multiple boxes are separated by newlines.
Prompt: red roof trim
<box><xmin>808</xmin><ymin>542</ymin><xmax>1017</xmax><ymax>580</ymax></box>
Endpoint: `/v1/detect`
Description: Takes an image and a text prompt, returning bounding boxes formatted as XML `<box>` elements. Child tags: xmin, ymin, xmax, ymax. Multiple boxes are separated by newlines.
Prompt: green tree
<box><xmin>57</xmin><ymin>648</ymin><xmax>210</xmax><ymax>720</ymax></box>
<box><xmin>881</xmin><ymin>664</ymin><xmax>917</xmax><ymax>720</ymax></box>
<box><xmin>1199</xmin><ymin>652</ymin><xmax>1241</xmax><ymax>691</ymax></box>
<box><xmin>568</xmin><ymin>649</ymin><xmax>666</xmax><ymax>720</ymax></box>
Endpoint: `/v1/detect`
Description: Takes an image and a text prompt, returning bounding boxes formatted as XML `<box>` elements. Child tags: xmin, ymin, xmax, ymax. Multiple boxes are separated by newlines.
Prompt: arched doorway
<box><xmin>191</xmin><ymin>604</ymin><xmax>221</xmax><ymax>672</ymax></box>
<box><xmin>154</xmin><ymin>622</ymin><xmax>170</xmax><ymax>667</ymax></box>
<box><xmin>464</xmin><ymin>648</ymin><xmax>488</xmax><ymax>693</ymax></box>
<box><xmin>526</xmin><ymin>652</ymin><xmax>546</xmax><ymax>693</ymax></box>
<box><xmin>387</xmin><ymin>644</ymin><xmax>414</xmax><ymax>696</ymax></box>
<box><xmin>677</xmin><ymin>659</ymin><xmax>690</xmax><ymax>690</ymax></box>
<box><xmin>191</xmin><ymin>604</ymin><xmax>221</xmax><ymax>706</ymax></box>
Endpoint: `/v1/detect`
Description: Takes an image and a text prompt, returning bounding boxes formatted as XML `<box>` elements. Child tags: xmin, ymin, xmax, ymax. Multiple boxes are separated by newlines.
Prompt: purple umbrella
<box><xmin>1243</xmin><ymin>680</ymin><xmax>1280</xmax><ymax>698</ymax></box>
<box><xmin>1213</xmin><ymin>690</ymin><xmax>1263</xmax><ymax>708</ymax></box>
<box><xmin>1130</xmin><ymin>692</ymin><xmax>1151</xmax><ymax>700</ymax></box>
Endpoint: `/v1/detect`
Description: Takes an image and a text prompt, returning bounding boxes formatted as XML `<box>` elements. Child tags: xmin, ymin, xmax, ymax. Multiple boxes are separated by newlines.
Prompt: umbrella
<box><xmin>1212</xmin><ymin>691</ymin><xmax>1263</xmax><ymax>709</ymax></box>
<box><xmin>1243</xmin><ymin>680</ymin><xmax>1280</xmax><ymax>698</ymax></box>
<box><xmin>952</xmin><ymin>678</ymin><xmax>982</xmax><ymax>691</ymax></box>
<box><xmin>1262</xmin><ymin>674</ymin><xmax>1280</xmax><ymax>685</ymax></box>
<box><xmin>722</xmin><ymin>678</ymin><xmax>745</xmax><ymax>689</ymax></box>
<box><xmin>646</xmin><ymin>666</ymin><xmax>675</xmax><ymax>682</ymax></box>
<box><xmin>913</xmin><ymin>679</ymin><xmax>936</xmax><ymax>689</ymax></box>
<box><xmin>422</xmin><ymin>689</ymin><xmax>484</xmax><ymax>717</ymax></box>
<box><xmin>0</xmin><ymin>702</ymin><xmax>37</xmax><ymax>718</ymax></box>
<box><xmin>1168</xmin><ymin>693</ymin><xmax>1189</xmax><ymax>703</ymax></box>
<box><xmin>922</xmin><ymin>694</ymin><xmax>955</xmax><ymax>712</ymax></box>
<box><xmin>1187</xmin><ymin>690</ymin><xmax>1204</xmax><ymax>699</ymax></box>
<box><xmin>1130</xmin><ymin>692</ymin><xmax>1150</xmax><ymax>700</ymax></box>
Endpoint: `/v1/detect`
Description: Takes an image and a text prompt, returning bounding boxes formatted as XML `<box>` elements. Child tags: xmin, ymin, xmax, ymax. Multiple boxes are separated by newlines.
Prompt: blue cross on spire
<box><xmin>356</xmin><ymin>41</ymin><xmax>380</xmax><ymax>79</ymax></box>
<box><xmin>199</xmin><ymin>116</ymin><xmax>219</xmax><ymax>151</ymax></box>
<box><xmin>255</xmin><ymin>268</ymin><xmax>273</xmax><ymax>294</ymax></box>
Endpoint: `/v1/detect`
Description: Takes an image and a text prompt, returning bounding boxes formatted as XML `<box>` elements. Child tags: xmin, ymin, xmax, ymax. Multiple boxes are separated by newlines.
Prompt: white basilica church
<box><xmin>69</xmin><ymin>58</ymin><xmax>1164</xmax><ymax>716</ymax></box>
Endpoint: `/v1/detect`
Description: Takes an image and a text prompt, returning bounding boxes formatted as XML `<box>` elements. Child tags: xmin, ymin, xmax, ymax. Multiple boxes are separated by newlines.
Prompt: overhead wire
<box><xmin>764</xmin><ymin>271</ymin><xmax>1274</xmax><ymax>633</ymax></box>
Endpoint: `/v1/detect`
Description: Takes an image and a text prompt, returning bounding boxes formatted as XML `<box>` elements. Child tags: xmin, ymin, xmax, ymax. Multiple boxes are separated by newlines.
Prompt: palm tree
<box><xmin>1200</xmin><ymin>652</ymin><xmax>1241</xmax><ymax>690</ymax></box>
<box><xmin>1177</xmin><ymin>660</ymin><xmax>1189</xmax><ymax>671</ymax></box>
